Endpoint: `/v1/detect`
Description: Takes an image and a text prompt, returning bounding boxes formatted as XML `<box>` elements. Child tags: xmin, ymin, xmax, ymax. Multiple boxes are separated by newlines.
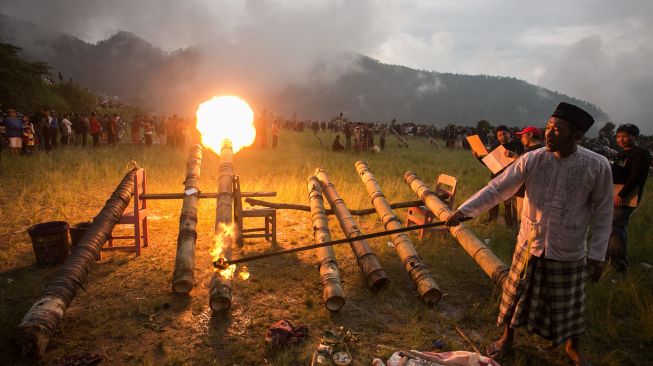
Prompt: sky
<box><xmin>1</xmin><ymin>0</ymin><xmax>652</xmax><ymax>132</ymax></box>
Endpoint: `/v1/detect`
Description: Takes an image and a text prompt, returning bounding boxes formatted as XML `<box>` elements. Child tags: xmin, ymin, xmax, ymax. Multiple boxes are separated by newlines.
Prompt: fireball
<box><xmin>195</xmin><ymin>96</ymin><xmax>256</xmax><ymax>154</ymax></box>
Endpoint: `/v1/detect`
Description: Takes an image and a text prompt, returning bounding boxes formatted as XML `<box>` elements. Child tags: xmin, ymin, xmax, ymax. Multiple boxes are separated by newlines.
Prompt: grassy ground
<box><xmin>0</xmin><ymin>131</ymin><xmax>651</xmax><ymax>365</ymax></box>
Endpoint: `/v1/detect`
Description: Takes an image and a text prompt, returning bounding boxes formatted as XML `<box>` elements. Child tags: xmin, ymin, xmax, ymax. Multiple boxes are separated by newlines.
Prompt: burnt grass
<box><xmin>1</xmin><ymin>132</ymin><xmax>652</xmax><ymax>365</ymax></box>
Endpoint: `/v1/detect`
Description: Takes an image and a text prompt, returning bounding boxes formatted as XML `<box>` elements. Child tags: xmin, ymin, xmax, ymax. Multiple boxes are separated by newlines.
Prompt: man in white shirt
<box><xmin>61</xmin><ymin>115</ymin><xmax>73</xmax><ymax>146</ymax></box>
<box><xmin>447</xmin><ymin>102</ymin><xmax>612</xmax><ymax>366</ymax></box>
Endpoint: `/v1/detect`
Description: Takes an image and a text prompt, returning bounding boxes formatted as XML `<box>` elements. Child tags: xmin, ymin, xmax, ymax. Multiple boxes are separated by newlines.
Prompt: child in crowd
<box><xmin>22</xmin><ymin>115</ymin><xmax>35</xmax><ymax>155</ymax></box>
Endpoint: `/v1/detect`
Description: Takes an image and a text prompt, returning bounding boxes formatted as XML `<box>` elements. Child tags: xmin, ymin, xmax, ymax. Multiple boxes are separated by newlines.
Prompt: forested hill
<box><xmin>279</xmin><ymin>56</ymin><xmax>607</xmax><ymax>126</ymax></box>
<box><xmin>0</xmin><ymin>13</ymin><xmax>607</xmax><ymax>127</ymax></box>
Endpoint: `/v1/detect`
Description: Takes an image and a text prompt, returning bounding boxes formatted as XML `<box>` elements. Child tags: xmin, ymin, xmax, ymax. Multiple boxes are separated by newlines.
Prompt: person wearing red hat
<box><xmin>447</xmin><ymin>102</ymin><xmax>612</xmax><ymax>366</ymax></box>
<box><xmin>508</xmin><ymin>126</ymin><xmax>545</xmax><ymax>225</ymax></box>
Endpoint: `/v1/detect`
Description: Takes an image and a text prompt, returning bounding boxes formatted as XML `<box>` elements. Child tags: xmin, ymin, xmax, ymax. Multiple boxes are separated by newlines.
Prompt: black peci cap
<box><xmin>551</xmin><ymin>102</ymin><xmax>594</xmax><ymax>133</ymax></box>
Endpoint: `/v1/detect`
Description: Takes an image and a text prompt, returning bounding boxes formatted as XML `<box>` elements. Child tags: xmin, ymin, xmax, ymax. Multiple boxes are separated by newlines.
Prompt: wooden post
<box><xmin>172</xmin><ymin>144</ymin><xmax>203</xmax><ymax>294</ymax></box>
<box><xmin>355</xmin><ymin>161</ymin><xmax>442</xmax><ymax>305</ymax></box>
<box><xmin>404</xmin><ymin>171</ymin><xmax>509</xmax><ymax>287</ymax></box>
<box><xmin>209</xmin><ymin>141</ymin><xmax>236</xmax><ymax>312</ymax></box>
<box><xmin>19</xmin><ymin>168</ymin><xmax>137</xmax><ymax>358</ymax></box>
<box><xmin>314</xmin><ymin>168</ymin><xmax>389</xmax><ymax>293</ymax></box>
<box><xmin>307</xmin><ymin>176</ymin><xmax>345</xmax><ymax>311</ymax></box>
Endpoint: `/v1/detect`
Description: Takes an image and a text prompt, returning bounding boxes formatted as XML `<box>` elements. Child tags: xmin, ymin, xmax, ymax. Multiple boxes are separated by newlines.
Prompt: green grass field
<box><xmin>1</xmin><ymin>131</ymin><xmax>652</xmax><ymax>365</ymax></box>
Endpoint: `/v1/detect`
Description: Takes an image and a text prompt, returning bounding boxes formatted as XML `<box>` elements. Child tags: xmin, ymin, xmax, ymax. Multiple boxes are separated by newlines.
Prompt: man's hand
<box><xmin>587</xmin><ymin>259</ymin><xmax>604</xmax><ymax>282</ymax></box>
<box><xmin>614</xmin><ymin>195</ymin><xmax>624</xmax><ymax>207</ymax></box>
<box><xmin>445</xmin><ymin>210</ymin><xmax>468</xmax><ymax>227</ymax></box>
<box><xmin>505</xmin><ymin>150</ymin><xmax>518</xmax><ymax>159</ymax></box>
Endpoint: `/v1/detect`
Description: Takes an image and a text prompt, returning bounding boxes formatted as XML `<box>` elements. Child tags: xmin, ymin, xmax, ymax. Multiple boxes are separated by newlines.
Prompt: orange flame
<box><xmin>196</xmin><ymin>96</ymin><xmax>256</xmax><ymax>154</ymax></box>
<box><xmin>238</xmin><ymin>266</ymin><xmax>250</xmax><ymax>281</ymax></box>
<box><xmin>211</xmin><ymin>223</ymin><xmax>237</xmax><ymax>278</ymax></box>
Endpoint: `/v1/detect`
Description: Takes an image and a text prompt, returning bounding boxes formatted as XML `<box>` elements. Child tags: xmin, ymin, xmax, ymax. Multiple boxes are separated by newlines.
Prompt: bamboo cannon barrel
<box><xmin>403</xmin><ymin>171</ymin><xmax>509</xmax><ymax>287</ymax></box>
<box><xmin>307</xmin><ymin>176</ymin><xmax>345</xmax><ymax>311</ymax></box>
<box><xmin>314</xmin><ymin>168</ymin><xmax>390</xmax><ymax>293</ymax></box>
<box><xmin>172</xmin><ymin>144</ymin><xmax>203</xmax><ymax>294</ymax></box>
<box><xmin>19</xmin><ymin>168</ymin><xmax>137</xmax><ymax>358</ymax></box>
<box><xmin>243</xmin><ymin>198</ymin><xmax>424</xmax><ymax>216</ymax></box>
<box><xmin>209</xmin><ymin>142</ymin><xmax>236</xmax><ymax>312</ymax></box>
<box><xmin>355</xmin><ymin>162</ymin><xmax>442</xmax><ymax>305</ymax></box>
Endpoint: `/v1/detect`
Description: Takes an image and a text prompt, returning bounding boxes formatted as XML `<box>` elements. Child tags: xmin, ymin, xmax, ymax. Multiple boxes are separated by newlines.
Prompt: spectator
<box><xmin>472</xmin><ymin>125</ymin><xmax>524</xmax><ymax>226</ymax></box>
<box><xmin>608</xmin><ymin>123</ymin><xmax>652</xmax><ymax>272</ymax></box>
<box><xmin>80</xmin><ymin>114</ymin><xmax>90</xmax><ymax>146</ymax></box>
<box><xmin>332</xmin><ymin>134</ymin><xmax>345</xmax><ymax>151</ymax></box>
<box><xmin>143</xmin><ymin>119</ymin><xmax>154</xmax><ymax>148</ymax></box>
<box><xmin>109</xmin><ymin>114</ymin><xmax>119</xmax><ymax>146</ymax></box>
<box><xmin>4</xmin><ymin>109</ymin><xmax>23</xmax><ymax>157</ymax></box>
<box><xmin>61</xmin><ymin>114</ymin><xmax>72</xmax><ymax>146</ymax></box>
<box><xmin>49</xmin><ymin>111</ymin><xmax>59</xmax><ymax>149</ymax></box>
<box><xmin>22</xmin><ymin>114</ymin><xmax>35</xmax><ymax>155</ymax></box>
<box><xmin>89</xmin><ymin>112</ymin><xmax>102</xmax><ymax>148</ymax></box>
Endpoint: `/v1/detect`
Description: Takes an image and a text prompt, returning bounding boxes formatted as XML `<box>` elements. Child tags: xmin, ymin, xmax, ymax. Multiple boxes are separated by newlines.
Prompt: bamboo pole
<box><xmin>403</xmin><ymin>171</ymin><xmax>509</xmax><ymax>287</ymax></box>
<box><xmin>209</xmin><ymin>142</ymin><xmax>236</xmax><ymax>312</ymax></box>
<box><xmin>172</xmin><ymin>144</ymin><xmax>203</xmax><ymax>294</ymax></box>
<box><xmin>315</xmin><ymin>168</ymin><xmax>390</xmax><ymax>293</ymax></box>
<box><xmin>243</xmin><ymin>198</ymin><xmax>424</xmax><ymax>216</ymax></box>
<box><xmin>139</xmin><ymin>191</ymin><xmax>276</xmax><ymax>200</ymax></box>
<box><xmin>308</xmin><ymin>176</ymin><xmax>345</xmax><ymax>311</ymax></box>
<box><xmin>355</xmin><ymin>161</ymin><xmax>442</xmax><ymax>305</ymax></box>
<box><xmin>19</xmin><ymin>168</ymin><xmax>137</xmax><ymax>358</ymax></box>
<box><xmin>390</xmin><ymin>127</ymin><xmax>409</xmax><ymax>148</ymax></box>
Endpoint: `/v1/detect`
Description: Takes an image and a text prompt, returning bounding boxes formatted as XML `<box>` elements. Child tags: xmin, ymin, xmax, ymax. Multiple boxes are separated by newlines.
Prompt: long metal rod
<box><xmin>140</xmin><ymin>191</ymin><xmax>276</xmax><ymax>200</ymax></box>
<box><xmin>243</xmin><ymin>197</ymin><xmax>424</xmax><ymax>216</ymax></box>
<box><xmin>215</xmin><ymin>218</ymin><xmax>471</xmax><ymax>268</ymax></box>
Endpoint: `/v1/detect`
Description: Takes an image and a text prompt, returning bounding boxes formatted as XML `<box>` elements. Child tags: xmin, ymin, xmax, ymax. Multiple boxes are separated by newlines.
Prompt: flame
<box><xmin>238</xmin><ymin>266</ymin><xmax>250</xmax><ymax>281</ymax></box>
<box><xmin>211</xmin><ymin>223</ymin><xmax>237</xmax><ymax>279</ymax></box>
<box><xmin>196</xmin><ymin>96</ymin><xmax>256</xmax><ymax>154</ymax></box>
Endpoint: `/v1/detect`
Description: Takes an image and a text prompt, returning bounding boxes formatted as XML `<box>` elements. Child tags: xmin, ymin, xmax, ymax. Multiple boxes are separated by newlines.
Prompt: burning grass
<box><xmin>0</xmin><ymin>131</ymin><xmax>652</xmax><ymax>365</ymax></box>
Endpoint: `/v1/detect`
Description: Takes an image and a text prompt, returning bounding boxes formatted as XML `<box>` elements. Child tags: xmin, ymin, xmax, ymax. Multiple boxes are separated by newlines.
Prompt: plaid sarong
<box><xmin>497</xmin><ymin>244</ymin><xmax>588</xmax><ymax>345</ymax></box>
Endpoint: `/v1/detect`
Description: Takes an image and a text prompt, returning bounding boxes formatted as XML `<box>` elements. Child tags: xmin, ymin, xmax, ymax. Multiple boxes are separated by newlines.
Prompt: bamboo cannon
<box><xmin>403</xmin><ymin>171</ymin><xmax>509</xmax><ymax>287</ymax></box>
<box><xmin>307</xmin><ymin>176</ymin><xmax>345</xmax><ymax>311</ymax></box>
<box><xmin>243</xmin><ymin>197</ymin><xmax>424</xmax><ymax>216</ymax></box>
<box><xmin>315</xmin><ymin>168</ymin><xmax>389</xmax><ymax>293</ymax></box>
<box><xmin>355</xmin><ymin>161</ymin><xmax>442</xmax><ymax>306</ymax></box>
<box><xmin>355</xmin><ymin>161</ymin><xmax>442</xmax><ymax>305</ymax></box>
<box><xmin>19</xmin><ymin>168</ymin><xmax>137</xmax><ymax>358</ymax></box>
<box><xmin>172</xmin><ymin>144</ymin><xmax>203</xmax><ymax>294</ymax></box>
<box><xmin>209</xmin><ymin>141</ymin><xmax>236</xmax><ymax>312</ymax></box>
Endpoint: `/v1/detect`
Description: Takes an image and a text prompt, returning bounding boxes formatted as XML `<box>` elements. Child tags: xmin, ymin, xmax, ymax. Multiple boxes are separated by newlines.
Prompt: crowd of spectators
<box><xmin>0</xmin><ymin>108</ymin><xmax>198</xmax><ymax>160</ymax></box>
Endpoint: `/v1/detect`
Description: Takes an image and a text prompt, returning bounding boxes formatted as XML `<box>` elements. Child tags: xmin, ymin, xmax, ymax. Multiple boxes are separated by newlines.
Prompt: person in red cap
<box><xmin>447</xmin><ymin>102</ymin><xmax>612</xmax><ymax>366</ymax></box>
<box><xmin>508</xmin><ymin>126</ymin><xmax>544</xmax><ymax>225</ymax></box>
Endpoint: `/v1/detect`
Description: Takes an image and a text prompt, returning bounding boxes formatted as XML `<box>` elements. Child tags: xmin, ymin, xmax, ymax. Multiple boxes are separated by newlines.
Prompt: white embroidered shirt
<box><xmin>458</xmin><ymin>146</ymin><xmax>613</xmax><ymax>261</ymax></box>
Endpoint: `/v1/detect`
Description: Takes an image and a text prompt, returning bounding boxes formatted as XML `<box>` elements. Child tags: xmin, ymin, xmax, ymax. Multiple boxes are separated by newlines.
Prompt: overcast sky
<box><xmin>1</xmin><ymin>0</ymin><xmax>652</xmax><ymax>131</ymax></box>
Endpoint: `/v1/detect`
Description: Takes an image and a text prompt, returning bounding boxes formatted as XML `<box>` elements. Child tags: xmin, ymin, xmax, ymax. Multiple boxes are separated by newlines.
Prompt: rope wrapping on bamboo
<box><xmin>19</xmin><ymin>168</ymin><xmax>137</xmax><ymax>358</ymax></box>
